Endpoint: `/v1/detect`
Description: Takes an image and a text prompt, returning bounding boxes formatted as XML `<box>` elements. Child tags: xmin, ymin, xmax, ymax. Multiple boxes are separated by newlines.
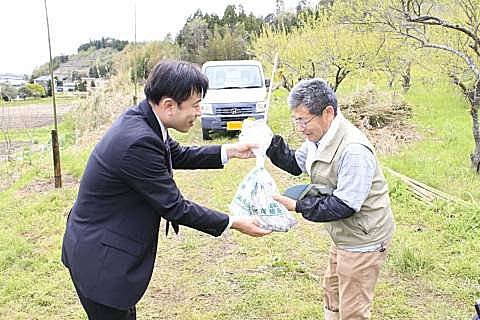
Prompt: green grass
<box><xmin>381</xmin><ymin>81</ymin><xmax>480</xmax><ymax>202</ymax></box>
<box><xmin>4</xmin><ymin>116</ymin><xmax>76</xmax><ymax>147</ymax></box>
<box><xmin>0</xmin><ymin>77</ymin><xmax>479</xmax><ymax>319</ymax></box>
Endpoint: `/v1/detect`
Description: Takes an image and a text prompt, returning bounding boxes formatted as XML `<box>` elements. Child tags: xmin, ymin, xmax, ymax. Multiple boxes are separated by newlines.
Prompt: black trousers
<box><xmin>70</xmin><ymin>272</ymin><xmax>136</xmax><ymax>320</ymax></box>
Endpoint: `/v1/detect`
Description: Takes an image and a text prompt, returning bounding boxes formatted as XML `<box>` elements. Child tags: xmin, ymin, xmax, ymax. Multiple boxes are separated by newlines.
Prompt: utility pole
<box><xmin>133</xmin><ymin>0</ymin><xmax>138</xmax><ymax>106</ymax></box>
<box><xmin>264</xmin><ymin>53</ymin><xmax>279</xmax><ymax>124</ymax></box>
<box><xmin>43</xmin><ymin>0</ymin><xmax>62</xmax><ymax>188</ymax></box>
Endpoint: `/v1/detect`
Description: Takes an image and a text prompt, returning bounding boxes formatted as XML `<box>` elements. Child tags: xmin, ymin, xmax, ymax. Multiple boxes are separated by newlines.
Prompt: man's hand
<box><xmin>273</xmin><ymin>194</ymin><xmax>297</xmax><ymax>211</ymax></box>
<box><xmin>224</xmin><ymin>143</ymin><xmax>259</xmax><ymax>159</ymax></box>
<box><xmin>230</xmin><ymin>216</ymin><xmax>272</xmax><ymax>237</ymax></box>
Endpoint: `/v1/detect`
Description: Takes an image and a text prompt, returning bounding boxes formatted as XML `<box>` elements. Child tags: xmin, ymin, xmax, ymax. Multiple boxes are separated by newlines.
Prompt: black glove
<box><xmin>296</xmin><ymin>194</ymin><xmax>355</xmax><ymax>222</ymax></box>
<box><xmin>266</xmin><ymin>135</ymin><xmax>302</xmax><ymax>176</ymax></box>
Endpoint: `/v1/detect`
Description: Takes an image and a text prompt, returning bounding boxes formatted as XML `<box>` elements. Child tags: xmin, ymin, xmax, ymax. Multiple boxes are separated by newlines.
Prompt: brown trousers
<box><xmin>323</xmin><ymin>243</ymin><xmax>389</xmax><ymax>320</ymax></box>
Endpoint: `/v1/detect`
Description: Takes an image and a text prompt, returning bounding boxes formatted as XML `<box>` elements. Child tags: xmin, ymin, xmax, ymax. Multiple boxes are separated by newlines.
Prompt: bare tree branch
<box><xmin>449</xmin><ymin>72</ymin><xmax>473</xmax><ymax>102</ymax></box>
<box><xmin>422</xmin><ymin>43</ymin><xmax>480</xmax><ymax>77</ymax></box>
<box><xmin>407</xmin><ymin>15</ymin><xmax>480</xmax><ymax>45</ymax></box>
<box><xmin>393</xmin><ymin>24</ymin><xmax>480</xmax><ymax>78</ymax></box>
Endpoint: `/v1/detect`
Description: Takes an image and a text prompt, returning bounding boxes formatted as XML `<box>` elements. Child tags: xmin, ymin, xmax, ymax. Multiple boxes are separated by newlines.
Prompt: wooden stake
<box><xmin>44</xmin><ymin>0</ymin><xmax>62</xmax><ymax>188</ymax></box>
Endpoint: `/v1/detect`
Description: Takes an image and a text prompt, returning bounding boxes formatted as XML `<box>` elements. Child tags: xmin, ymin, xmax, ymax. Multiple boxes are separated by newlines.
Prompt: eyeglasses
<box><xmin>292</xmin><ymin>115</ymin><xmax>318</xmax><ymax>128</ymax></box>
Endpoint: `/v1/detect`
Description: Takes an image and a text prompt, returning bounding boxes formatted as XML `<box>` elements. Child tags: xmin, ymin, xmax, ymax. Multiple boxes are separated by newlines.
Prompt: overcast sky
<box><xmin>1</xmin><ymin>0</ymin><xmax>301</xmax><ymax>75</ymax></box>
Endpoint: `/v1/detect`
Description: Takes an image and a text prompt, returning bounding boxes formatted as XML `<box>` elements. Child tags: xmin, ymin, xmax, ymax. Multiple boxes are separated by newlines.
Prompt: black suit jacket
<box><xmin>61</xmin><ymin>99</ymin><xmax>229</xmax><ymax>309</ymax></box>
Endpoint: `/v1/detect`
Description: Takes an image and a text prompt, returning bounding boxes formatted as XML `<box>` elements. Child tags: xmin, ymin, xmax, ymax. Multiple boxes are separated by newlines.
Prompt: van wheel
<box><xmin>202</xmin><ymin>128</ymin><xmax>211</xmax><ymax>140</ymax></box>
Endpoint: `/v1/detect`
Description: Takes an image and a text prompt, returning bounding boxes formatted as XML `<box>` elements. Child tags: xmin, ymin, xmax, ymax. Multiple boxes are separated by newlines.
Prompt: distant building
<box><xmin>33</xmin><ymin>75</ymin><xmax>51</xmax><ymax>85</ymax></box>
<box><xmin>63</xmin><ymin>82</ymin><xmax>76</xmax><ymax>92</ymax></box>
<box><xmin>0</xmin><ymin>73</ymin><xmax>27</xmax><ymax>87</ymax></box>
<box><xmin>33</xmin><ymin>75</ymin><xmax>51</xmax><ymax>92</ymax></box>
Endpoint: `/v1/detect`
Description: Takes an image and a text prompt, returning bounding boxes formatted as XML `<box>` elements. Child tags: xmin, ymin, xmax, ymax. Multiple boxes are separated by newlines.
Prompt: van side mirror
<box><xmin>265</xmin><ymin>78</ymin><xmax>271</xmax><ymax>88</ymax></box>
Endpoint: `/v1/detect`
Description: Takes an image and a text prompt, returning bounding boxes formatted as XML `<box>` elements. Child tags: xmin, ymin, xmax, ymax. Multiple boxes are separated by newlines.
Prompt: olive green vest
<box><xmin>310</xmin><ymin>116</ymin><xmax>395</xmax><ymax>248</ymax></box>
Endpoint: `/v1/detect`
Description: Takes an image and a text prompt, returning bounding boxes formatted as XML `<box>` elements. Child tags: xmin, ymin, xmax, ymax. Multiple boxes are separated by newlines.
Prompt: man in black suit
<box><xmin>61</xmin><ymin>60</ymin><xmax>271</xmax><ymax>320</ymax></box>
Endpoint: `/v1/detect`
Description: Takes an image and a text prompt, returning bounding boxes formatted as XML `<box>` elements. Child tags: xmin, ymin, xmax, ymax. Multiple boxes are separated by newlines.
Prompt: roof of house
<box><xmin>34</xmin><ymin>75</ymin><xmax>51</xmax><ymax>81</ymax></box>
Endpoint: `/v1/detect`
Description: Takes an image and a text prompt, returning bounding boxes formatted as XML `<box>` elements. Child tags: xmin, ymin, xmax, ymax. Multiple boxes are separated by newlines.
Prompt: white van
<box><xmin>200</xmin><ymin>60</ymin><xmax>269</xmax><ymax>140</ymax></box>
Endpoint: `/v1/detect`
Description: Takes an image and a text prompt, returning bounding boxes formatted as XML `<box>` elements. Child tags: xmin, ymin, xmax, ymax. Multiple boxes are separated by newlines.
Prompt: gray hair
<box><xmin>287</xmin><ymin>78</ymin><xmax>338</xmax><ymax>116</ymax></box>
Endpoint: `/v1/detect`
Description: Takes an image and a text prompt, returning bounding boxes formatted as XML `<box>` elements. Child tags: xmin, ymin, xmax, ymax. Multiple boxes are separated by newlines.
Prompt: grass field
<box><xmin>0</xmin><ymin>78</ymin><xmax>479</xmax><ymax>319</ymax></box>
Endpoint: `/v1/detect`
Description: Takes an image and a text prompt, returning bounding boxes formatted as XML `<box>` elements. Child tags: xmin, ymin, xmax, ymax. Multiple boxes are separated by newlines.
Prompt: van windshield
<box><xmin>204</xmin><ymin>65</ymin><xmax>263</xmax><ymax>89</ymax></box>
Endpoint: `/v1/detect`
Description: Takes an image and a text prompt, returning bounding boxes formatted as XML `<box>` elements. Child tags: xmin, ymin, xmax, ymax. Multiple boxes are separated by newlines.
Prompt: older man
<box><xmin>270</xmin><ymin>79</ymin><xmax>395</xmax><ymax>320</ymax></box>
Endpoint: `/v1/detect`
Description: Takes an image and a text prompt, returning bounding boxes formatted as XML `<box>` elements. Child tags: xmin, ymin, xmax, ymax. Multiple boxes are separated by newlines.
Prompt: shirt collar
<box><xmin>153</xmin><ymin>111</ymin><xmax>168</xmax><ymax>143</ymax></box>
<box><xmin>314</xmin><ymin>110</ymin><xmax>343</xmax><ymax>152</ymax></box>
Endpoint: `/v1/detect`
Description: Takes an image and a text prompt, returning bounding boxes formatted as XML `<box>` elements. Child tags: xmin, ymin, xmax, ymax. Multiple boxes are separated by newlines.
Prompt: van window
<box><xmin>204</xmin><ymin>65</ymin><xmax>262</xmax><ymax>89</ymax></box>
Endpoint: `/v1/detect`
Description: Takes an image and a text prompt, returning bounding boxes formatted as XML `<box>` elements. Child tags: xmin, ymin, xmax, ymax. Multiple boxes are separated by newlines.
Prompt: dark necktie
<box><xmin>164</xmin><ymin>134</ymin><xmax>179</xmax><ymax>236</ymax></box>
<box><xmin>164</xmin><ymin>135</ymin><xmax>173</xmax><ymax>175</ymax></box>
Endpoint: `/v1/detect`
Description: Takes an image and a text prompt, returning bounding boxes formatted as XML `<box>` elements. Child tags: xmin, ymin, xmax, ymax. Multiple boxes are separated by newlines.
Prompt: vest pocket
<box><xmin>343</xmin><ymin>213</ymin><xmax>370</xmax><ymax>236</ymax></box>
<box><xmin>354</xmin><ymin>214</ymin><xmax>369</xmax><ymax>235</ymax></box>
<box><xmin>101</xmin><ymin>230</ymin><xmax>145</xmax><ymax>257</ymax></box>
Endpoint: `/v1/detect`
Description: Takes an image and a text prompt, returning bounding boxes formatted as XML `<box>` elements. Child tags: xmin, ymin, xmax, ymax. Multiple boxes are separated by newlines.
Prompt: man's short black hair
<box><xmin>144</xmin><ymin>60</ymin><xmax>208</xmax><ymax>105</ymax></box>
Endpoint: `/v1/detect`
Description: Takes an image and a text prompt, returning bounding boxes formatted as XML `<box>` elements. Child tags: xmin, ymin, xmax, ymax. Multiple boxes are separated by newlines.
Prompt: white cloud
<box><xmin>1</xmin><ymin>0</ymin><xmax>301</xmax><ymax>75</ymax></box>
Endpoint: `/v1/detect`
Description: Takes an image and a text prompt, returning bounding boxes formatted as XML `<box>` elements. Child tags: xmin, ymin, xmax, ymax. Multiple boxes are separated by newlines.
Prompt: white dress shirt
<box><xmin>153</xmin><ymin>112</ymin><xmax>233</xmax><ymax>233</ymax></box>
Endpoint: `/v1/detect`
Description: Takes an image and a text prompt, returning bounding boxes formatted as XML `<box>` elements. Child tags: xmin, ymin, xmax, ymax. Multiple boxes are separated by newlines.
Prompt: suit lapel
<box><xmin>139</xmin><ymin>100</ymin><xmax>172</xmax><ymax>174</ymax></box>
<box><xmin>139</xmin><ymin>100</ymin><xmax>164</xmax><ymax>140</ymax></box>
<box><xmin>139</xmin><ymin>99</ymin><xmax>178</xmax><ymax>235</ymax></box>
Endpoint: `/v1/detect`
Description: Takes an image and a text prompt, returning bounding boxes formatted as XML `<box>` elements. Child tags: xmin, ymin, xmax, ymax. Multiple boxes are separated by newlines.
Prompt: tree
<box><xmin>46</xmin><ymin>80</ymin><xmax>53</xmax><ymax>97</ymax></box>
<box><xmin>77</xmin><ymin>37</ymin><xmax>129</xmax><ymax>53</ymax></box>
<box><xmin>0</xmin><ymin>84</ymin><xmax>18</xmax><ymax>100</ymax></box>
<box><xmin>222</xmin><ymin>4</ymin><xmax>239</xmax><ymax>30</ymax></box>
<box><xmin>200</xmin><ymin>24</ymin><xmax>249</xmax><ymax>61</ymax></box>
<box><xmin>21</xmin><ymin>83</ymin><xmax>46</xmax><ymax>98</ymax></box>
<box><xmin>296</xmin><ymin>0</ymin><xmax>309</xmax><ymax>13</ymax></box>
<box><xmin>367</xmin><ymin>0</ymin><xmax>480</xmax><ymax>172</ymax></box>
<box><xmin>176</xmin><ymin>6</ymin><xmax>265</xmax><ymax>63</ymax></box>
<box><xmin>176</xmin><ymin>17</ymin><xmax>210</xmax><ymax>63</ymax></box>
<box><xmin>276</xmin><ymin>0</ymin><xmax>285</xmax><ymax>15</ymax></box>
<box><xmin>252</xmin><ymin>7</ymin><xmax>385</xmax><ymax>91</ymax></box>
<box><xmin>76</xmin><ymin>80</ymin><xmax>87</xmax><ymax>92</ymax></box>
<box><xmin>97</xmin><ymin>62</ymin><xmax>113</xmax><ymax>78</ymax></box>
<box><xmin>263</xmin><ymin>0</ymin><xmax>314</xmax><ymax>34</ymax></box>
<box><xmin>71</xmin><ymin>71</ymin><xmax>81</xmax><ymax>82</ymax></box>
<box><xmin>364</xmin><ymin>31</ymin><xmax>417</xmax><ymax>92</ymax></box>
<box><xmin>115</xmin><ymin>40</ymin><xmax>181</xmax><ymax>83</ymax></box>
<box><xmin>243</xmin><ymin>12</ymin><xmax>264</xmax><ymax>39</ymax></box>
<box><xmin>89</xmin><ymin>66</ymin><xmax>99</xmax><ymax>78</ymax></box>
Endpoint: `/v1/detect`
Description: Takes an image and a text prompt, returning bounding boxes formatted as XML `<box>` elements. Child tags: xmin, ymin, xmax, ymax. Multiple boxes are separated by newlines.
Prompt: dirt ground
<box><xmin>0</xmin><ymin>103</ymin><xmax>77</xmax><ymax>157</ymax></box>
<box><xmin>0</xmin><ymin>103</ymin><xmax>75</xmax><ymax>130</ymax></box>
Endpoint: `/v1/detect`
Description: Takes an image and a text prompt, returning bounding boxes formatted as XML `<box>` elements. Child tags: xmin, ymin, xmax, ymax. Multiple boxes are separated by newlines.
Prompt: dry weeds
<box><xmin>340</xmin><ymin>85</ymin><xmax>421</xmax><ymax>154</ymax></box>
<box><xmin>72</xmin><ymin>73</ymin><xmax>133</xmax><ymax>145</ymax></box>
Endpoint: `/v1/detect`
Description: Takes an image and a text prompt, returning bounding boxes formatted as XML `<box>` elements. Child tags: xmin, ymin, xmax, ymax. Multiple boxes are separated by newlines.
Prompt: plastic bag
<box><xmin>229</xmin><ymin>119</ymin><xmax>297</xmax><ymax>232</ymax></box>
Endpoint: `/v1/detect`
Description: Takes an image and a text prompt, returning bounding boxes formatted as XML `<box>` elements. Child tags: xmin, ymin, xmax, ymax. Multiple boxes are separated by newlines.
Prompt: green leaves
<box><xmin>252</xmin><ymin>5</ymin><xmax>387</xmax><ymax>91</ymax></box>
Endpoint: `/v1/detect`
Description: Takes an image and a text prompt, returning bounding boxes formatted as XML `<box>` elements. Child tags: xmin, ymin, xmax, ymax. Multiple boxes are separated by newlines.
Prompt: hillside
<box><xmin>54</xmin><ymin>47</ymin><xmax>119</xmax><ymax>79</ymax></box>
<box><xmin>32</xmin><ymin>47</ymin><xmax>122</xmax><ymax>80</ymax></box>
